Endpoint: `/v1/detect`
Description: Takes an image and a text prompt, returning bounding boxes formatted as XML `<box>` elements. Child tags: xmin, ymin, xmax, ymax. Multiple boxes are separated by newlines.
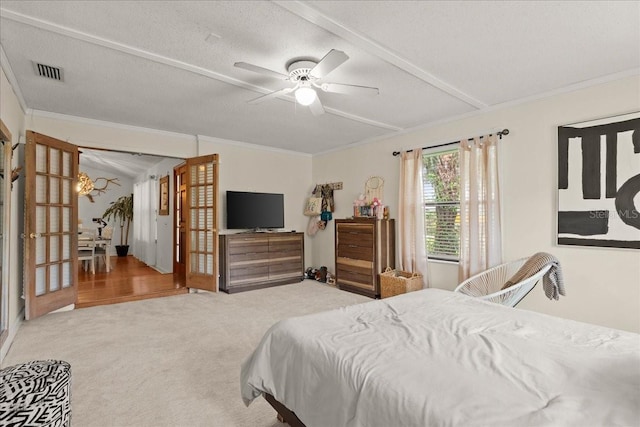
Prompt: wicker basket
<box><xmin>380</xmin><ymin>267</ymin><xmax>423</xmax><ymax>299</ymax></box>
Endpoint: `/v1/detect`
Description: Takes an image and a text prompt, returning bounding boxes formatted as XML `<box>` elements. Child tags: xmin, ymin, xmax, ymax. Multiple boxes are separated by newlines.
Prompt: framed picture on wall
<box><xmin>557</xmin><ymin>112</ymin><xmax>640</xmax><ymax>249</ymax></box>
<box><xmin>159</xmin><ymin>175</ymin><xmax>169</xmax><ymax>216</ymax></box>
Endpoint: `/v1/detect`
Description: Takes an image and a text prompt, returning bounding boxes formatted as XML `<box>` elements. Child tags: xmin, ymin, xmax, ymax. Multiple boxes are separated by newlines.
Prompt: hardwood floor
<box><xmin>76</xmin><ymin>256</ymin><xmax>187</xmax><ymax>309</ymax></box>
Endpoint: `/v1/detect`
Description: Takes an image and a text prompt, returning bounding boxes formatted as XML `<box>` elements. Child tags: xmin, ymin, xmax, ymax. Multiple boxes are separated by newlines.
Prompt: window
<box><xmin>422</xmin><ymin>147</ymin><xmax>460</xmax><ymax>261</ymax></box>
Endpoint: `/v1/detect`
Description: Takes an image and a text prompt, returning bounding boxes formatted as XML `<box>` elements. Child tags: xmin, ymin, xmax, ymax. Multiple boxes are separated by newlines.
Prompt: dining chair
<box><xmin>78</xmin><ymin>229</ymin><xmax>96</xmax><ymax>274</ymax></box>
<box><xmin>94</xmin><ymin>227</ymin><xmax>113</xmax><ymax>272</ymax></box>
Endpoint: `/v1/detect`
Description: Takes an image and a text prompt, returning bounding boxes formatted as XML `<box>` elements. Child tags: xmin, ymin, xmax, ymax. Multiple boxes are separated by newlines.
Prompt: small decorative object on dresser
<box><xmin>334</xmin><ymin>218</ymin><xmax>395</xmax><ymax>298</ymax></box>
<box><xmin>219</xmin><ymin>232</ymin><xmax>304</xmax><ymax>293</ymax></box>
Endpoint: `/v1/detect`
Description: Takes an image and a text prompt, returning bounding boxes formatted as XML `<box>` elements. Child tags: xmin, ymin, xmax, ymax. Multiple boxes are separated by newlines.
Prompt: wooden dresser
<box><xmin>219</xmin><ymin>232</ymin><xmax>304</xmax><ymax>293</ymax></box>
<box><xmin>335</xmin><ymin>218</ymin><xmax>395</xmax><ymax>298</ymax></box>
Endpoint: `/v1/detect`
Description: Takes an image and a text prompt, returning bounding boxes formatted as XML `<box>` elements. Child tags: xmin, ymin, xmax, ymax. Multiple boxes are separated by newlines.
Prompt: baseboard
<box><xmin>0</xmin><ymin>307</ymin><xmax>25</xmax><ymax>365</ymax></box>
<box><xmin>52</xmin><ymin>304</ymin><xmax>75</xmax><ymax>314</ymax></box>
<box><xmin>150</xmin><ymin>265</ymin><xmax>171</xmax><ymax>274</ymax></box>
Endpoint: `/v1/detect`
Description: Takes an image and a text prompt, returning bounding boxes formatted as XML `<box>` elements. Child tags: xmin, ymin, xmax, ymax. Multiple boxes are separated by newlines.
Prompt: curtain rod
<box><xmin>392</xmin><ymin>129</ymin><xmax>509</xmax><ymax>156</ymax></box>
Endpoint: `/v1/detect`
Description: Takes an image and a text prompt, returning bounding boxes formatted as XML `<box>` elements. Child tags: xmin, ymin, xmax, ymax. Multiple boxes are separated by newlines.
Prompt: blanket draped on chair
<box><xmin>502</xmin><ymin>252</ymin><xmax>565</xmax><ymax>300</ymax></box>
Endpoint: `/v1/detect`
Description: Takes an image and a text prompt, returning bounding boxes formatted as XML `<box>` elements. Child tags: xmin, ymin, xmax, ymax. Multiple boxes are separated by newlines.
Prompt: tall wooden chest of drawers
<box><xmin>219</xmin><ymin>232</ymin><xmax>304</xmax><ymax>293</ymax></box>
<box><xmin>335</xmin><ymin>218</ymin><xmax>395</xmax><ymax>298</ymax></box>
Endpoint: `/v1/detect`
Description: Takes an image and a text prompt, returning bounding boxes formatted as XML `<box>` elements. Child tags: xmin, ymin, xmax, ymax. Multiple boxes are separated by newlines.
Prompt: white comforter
<box><xmin>241</xmin><ymin>289</ymin><xmax>640</xmax><ymax>427</ymax></box>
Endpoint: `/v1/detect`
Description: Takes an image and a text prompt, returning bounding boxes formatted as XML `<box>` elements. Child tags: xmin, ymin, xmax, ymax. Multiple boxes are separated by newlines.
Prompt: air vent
<box><xmin>32</xmin><ymin>62</ymin><xmax>64</xmax><ymax>81</ymax></box>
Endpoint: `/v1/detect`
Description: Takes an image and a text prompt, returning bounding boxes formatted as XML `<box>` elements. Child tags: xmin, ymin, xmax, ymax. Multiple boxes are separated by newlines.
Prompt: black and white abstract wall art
<box><xmin>557</xmin><ymin>112</ymin><xmax>640</xmax><ymax>249</ymax></box>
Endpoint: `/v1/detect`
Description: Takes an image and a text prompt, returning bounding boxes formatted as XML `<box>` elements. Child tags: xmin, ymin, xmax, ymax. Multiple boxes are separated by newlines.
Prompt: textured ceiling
<box><xmin>80</xmin><ymin>148</ymin><xmax>166</xmax><ymax>179</ymax></box>
<box><xmin>1</xmin><ymin>1</ymin><xmax>638</xmax><ymax>154</ymax></box>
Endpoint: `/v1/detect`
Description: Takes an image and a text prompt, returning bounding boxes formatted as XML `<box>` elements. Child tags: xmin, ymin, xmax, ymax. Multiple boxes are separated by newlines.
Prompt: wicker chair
<box><xmin>454</xmin><ymin>258</ymin><xmax>552</xmax><ymax>307</ymax></box>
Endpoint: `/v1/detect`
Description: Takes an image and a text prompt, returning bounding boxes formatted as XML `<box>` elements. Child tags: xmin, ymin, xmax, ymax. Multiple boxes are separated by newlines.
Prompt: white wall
<box><xmin>133</xmin><ymin>157</ymin><xmax>184</xmax><ymax>273</ymax></box>
<box><xmin>0</xmin><ymin>66</ymin><xmax>26</xmax><ymax>362</ymax></box>
<box><xmin>312</xmin><ymin>75</ymin><xmax>640</xmax><ymax>333</ymax></box>
<box><xmin>197</xmin><ymin>136</ymin><xmax>313</xmax><ymax>267</ymax></box>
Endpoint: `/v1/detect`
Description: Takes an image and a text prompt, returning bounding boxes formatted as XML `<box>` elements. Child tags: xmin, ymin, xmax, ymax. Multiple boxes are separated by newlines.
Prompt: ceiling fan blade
<box><xmin>247</xmin><ymin>87</ymin><xmax>294</xmax><ymax>104</ymax></box>
<box><xmin>320</xmin><ymin>83</ymin><xmax>379</xmax><ymax>96</ymax></box>
<box><xmin>309</xmin><ymin>49</ymin><xmax>349</xmax><ymax>78</ymax></box>
<box><xmin>234</xmin><ymin>62</ymin><xmax>290</xmax><ymax>80</ymax></box>
<box><xmin>308</xmin><ymin>97</ymin><xmax>325</xmax><ymax>116</ymax></box>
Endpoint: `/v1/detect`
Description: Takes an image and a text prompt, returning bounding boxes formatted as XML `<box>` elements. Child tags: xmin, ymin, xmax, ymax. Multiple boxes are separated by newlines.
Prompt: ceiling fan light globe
<box><xmin>295</xmin><ymin>87</ymin><xmax>317</xmax><ymax>106</ymax></box>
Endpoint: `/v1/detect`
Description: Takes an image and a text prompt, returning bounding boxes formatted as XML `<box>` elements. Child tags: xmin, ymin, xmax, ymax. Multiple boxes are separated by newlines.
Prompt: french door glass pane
<box><xmin>36</xmin><ymin>176</ymin><xmax>47</xmax><ymax>203</ymax></box>
<box><xmin>190</xmin><ymin>165</ymin><xmax>197</xmax><ymax>185</ymax></box>
<box><xmin>62</xmin><ymin>151</ymin><xmax>71</xmax><ymax>176</ymax></box>
<box><xmin>198</xmin><ymin>231</ymin><xmax>206</xmax><ymax>251</ymax></box>
<box><xmin>49</xmin><ymin>264</ymin><xmax>60</xmax><ymax>292</ymax></box>
<box><xmin>36</xmin><ymin>239</ymin><xmax>45</xmax><ymax>264</ymax></box>
<box><xmin>50</xmin><ymin>236</ymin><xmax>60</xmax><ymax>262</ymax></box>
<box><xmin>49</xmin><ymin>148</ymin><xmax>60</xmax><ymax>175</ymax></box>
<box><xmin>49</xmin><ymin>177</ymin><xmax>60</xmax><ymax>203</ymax></box>
<box><xmin>62</xmin><ymin>235</ymin><xmax>70</xmax><ymax>259</ymax></box>
<box><xmin>50</xmin><ymin>207</ymin><xmax>60</xmax><ymax>233</ymax></box>
<box><xmin>36</xmin><ymin>144</ymin><xmax>46</xmax><ymax>173</ymax></box>
<box><xmin>198</xmin><ymin>254</ymin><xmax>205</xmax><ymax>274</ymax></box>
<box><xmin>36</xmin><ymin>206</ymin><xmax>46</xmax><ymax>233</ymax></box>
<box><xmin>206</xmin><ymin>211</ymin><xmax>213</xmax><ymax>229</ymax></box>
<box><xmin>206</xmin><ymin>255</ymin><xmax>213</xmax><ymax>274</ymax></box>
<box><xmin>62</xmin><ymin>262</ymin><xmax>72</xmax><ymax>288</ymax></box>
<box><xmin>206</xmin><ymin>186</ymin><xmax>213</xmax><ymax>205</ymax></box>
<box><xmin>35</xmin><ymin>268</ymin><xmax>46</xmax><ymax>296</ymax></box>
<box><xmin>206</xmin><ymin>231</ymin><xmax>213</xmax><ymax>252</ymax></box>
<box><xmin>62</xmin><ymin>179</ymin><xmax>71</xmax><ymax>204</ymax></box>
<box><xmin>62</xmin><ymin>207</ymin><xmax>71</xmax><ymax>232</ymax></box>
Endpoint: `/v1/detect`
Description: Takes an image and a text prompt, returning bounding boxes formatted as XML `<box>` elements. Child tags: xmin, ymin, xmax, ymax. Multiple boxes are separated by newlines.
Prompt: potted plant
<box><xmin>102</xmin><ymin>194</ymin><xmax>133</xmax><ymax>257</ymax></box>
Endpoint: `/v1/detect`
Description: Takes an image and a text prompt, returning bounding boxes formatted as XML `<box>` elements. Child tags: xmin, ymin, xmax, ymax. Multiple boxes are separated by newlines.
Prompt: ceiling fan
<box><xmin>234</xmin><ymin>49</ymin><xmax>379</xmax><ymax>116</ymax></box>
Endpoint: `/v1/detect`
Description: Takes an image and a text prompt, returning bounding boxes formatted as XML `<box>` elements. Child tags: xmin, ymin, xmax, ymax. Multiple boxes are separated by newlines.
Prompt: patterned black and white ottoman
<box><xmin>0</xmin><ymin>360</ymin><xmax>71</xmax><ymax>426</ymax></box>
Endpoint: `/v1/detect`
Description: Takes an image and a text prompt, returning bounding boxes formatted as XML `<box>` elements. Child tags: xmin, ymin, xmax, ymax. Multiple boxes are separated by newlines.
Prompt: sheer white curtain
<box><xmin>398</xmin><ymin>149</ymin><xmax>428</xmax><ymax>287</ymax></box>
<box><xmin>133</xmin><ymin>179</ymin><xmax>157</xmax><ymax>266</ymax></box>
<box><xmin>459</xmin><ymin>134</ymin><xmax>502</xmax><ymax>281</ymax></box>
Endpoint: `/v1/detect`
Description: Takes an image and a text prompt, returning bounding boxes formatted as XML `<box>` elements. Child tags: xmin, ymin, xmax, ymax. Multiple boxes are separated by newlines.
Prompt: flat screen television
<box><xmin>226</xmin><ymin>191</ymin><xmax>285</xmax><ymax>230</ymax></box>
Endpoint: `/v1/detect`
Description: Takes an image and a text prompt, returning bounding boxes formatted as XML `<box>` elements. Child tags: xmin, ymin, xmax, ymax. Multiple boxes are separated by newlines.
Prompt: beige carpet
<box><xmin>3</xmin><ymin>280</ymin><xmax>369</xmax><ymax>426</ymax></box>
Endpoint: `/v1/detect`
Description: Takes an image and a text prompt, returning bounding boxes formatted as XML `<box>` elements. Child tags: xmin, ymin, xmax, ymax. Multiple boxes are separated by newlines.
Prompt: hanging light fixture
<box><xmin>76</xmin><ymin>172</ymin><xmax>95</xmax><ymax>195</ymax></box>
<box><xmin>294</xmin><ymin>84</ymin><xmax>317</xmax><ymax>106</ymax></box>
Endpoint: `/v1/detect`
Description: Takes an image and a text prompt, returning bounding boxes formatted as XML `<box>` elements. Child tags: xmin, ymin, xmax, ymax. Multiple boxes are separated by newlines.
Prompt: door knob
<box><xmin>30</xmin><ymin>232</ymin><xmax>42</xmax><ymax>239</ymax></box>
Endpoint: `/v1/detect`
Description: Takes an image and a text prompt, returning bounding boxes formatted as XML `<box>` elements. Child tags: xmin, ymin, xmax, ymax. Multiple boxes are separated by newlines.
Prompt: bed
<box><xmin>241</xmin><ymin>289</ymin><xmax>640</xmax><ymax>427</ymax></box>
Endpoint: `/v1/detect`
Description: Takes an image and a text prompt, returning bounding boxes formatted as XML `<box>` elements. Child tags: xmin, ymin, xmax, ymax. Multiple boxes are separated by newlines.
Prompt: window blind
<box><xmin>422</xmin><ymin>148</ymin><xmax>460</xmax><ymax>260</ymax></box>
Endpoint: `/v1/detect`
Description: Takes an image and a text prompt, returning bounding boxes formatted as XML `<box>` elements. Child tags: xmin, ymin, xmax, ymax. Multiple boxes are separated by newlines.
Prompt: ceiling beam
<box><xmin>274</xmin><ymin>0</ymin><xmax>488</xmax><ymax>110</ymax></box>
<box><xmin>0</xmin><ymin>7</ymin><xmax>402</xmax><ymax>132</ymax></box>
